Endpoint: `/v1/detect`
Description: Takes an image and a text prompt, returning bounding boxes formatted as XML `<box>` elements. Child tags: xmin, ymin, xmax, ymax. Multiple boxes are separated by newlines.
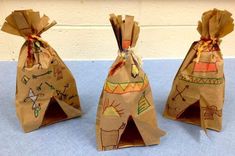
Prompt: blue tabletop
<box><xmin>0</xmin><ymin>59</ymin><xmax>234</xmax><ymax>156</ymax></box>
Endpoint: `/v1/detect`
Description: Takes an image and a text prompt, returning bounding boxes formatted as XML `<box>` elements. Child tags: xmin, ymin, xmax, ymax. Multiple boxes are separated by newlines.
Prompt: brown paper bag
<box><xmin>163</xmin><ymin>9</ymin><xmax>234</xmax><ymax>132</ymax></box>
<box><xmin>1</xmin><ymin>10</ymin><xmax>82</xmax><ymax>132</ymax></box>
<box><xmin>96</xmin><ymin>14</ymin><xmax>165</xmax><ymax>151</ymax></box>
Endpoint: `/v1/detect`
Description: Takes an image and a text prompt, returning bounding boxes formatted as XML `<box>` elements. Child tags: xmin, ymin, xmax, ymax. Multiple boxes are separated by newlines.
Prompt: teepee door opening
<box><xmin>118</xmin><ymin>116</ymin><xmax>145</xmax><ymax>148</ymax></box>
<box><xmin>41</xmin><ymin>97</ymin><xmax>68</xmax><ymax>126</ymax></box>
<box><xmin>177</xmin><ymin>101</ymin><xmax>201</xmax><ymax>125</ymax></box>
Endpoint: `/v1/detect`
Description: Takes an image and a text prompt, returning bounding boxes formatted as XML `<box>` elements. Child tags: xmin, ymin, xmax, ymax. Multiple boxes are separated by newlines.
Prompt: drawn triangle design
<box><xmin>106</xmin><ymin>82</ymin><xmax>118</xmax><ymax>92</ymax></box>
<box><xmin>137</xmin><ymin>93</ymin><xmax>151</xmax><ymax>115</ymax></box>
<box><xmin>130</xmin><ymin>83</ymin><xmax>136</xmax><ymax>88</ymax></box>
<box><xmin>119</xmin><ymin>83</ymin><xmax>129</xmax><ymax>91</ymax></box>
<box><xmin>136</xmin><ymin>82</ymin><xmax>144</xmax><ymax>89</ymax></box>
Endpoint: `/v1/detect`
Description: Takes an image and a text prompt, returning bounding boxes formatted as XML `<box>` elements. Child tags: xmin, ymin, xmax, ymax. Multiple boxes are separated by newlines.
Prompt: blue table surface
<box><xmin>0</xmin><ymin>59</ymin><xmax>235</xmax><ymax>156</ymax></box>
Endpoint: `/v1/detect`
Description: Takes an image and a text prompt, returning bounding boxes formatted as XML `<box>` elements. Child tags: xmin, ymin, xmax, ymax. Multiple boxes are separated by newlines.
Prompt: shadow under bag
<box><xmin>163</xmin><ymin>9</ymin><xmax>234</xmax><ymax>131</ymax></box>
<box><xmin>96</xmin><ymin>14</ymin><xmax>165</xmax><ymax>151</ymax></box>
<box><xmin>1</xmin><ymin>10</ymin><xmax>82</xmax><ymax>132</ymax></box>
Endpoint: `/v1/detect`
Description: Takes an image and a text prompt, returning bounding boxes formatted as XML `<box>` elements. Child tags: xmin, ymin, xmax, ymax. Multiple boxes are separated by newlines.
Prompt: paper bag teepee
<box><xmin>1</xmin><ymin>10</ymin><xmax>82</xmax><ymax>132</ymax></box>
<box><xmin>163</xmin><ymin>9</ymin><xmax>234</xmax><ymax>131</ymax></box>
<box><xmin>96</xmin><ymin>14</ymin><xmax>165</xmax><ymax>151</ymax></box>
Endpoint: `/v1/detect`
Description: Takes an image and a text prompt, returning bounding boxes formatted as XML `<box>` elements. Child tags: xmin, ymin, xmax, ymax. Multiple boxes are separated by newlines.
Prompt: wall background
<box><xmin>0</xmin><ymin>0</ymin><xmax>234</xmax><ymax>61</ymax></box>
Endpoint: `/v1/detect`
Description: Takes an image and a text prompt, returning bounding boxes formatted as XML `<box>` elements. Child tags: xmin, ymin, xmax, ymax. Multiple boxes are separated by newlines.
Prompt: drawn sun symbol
<box><xmin>102</xmin><ymin>98</ymin><xmax>124</xmax><ymax>117</ymax></box>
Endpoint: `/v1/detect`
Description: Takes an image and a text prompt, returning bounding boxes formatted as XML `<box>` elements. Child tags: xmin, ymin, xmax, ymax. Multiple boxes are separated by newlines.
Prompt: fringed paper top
<box><xmin>197</xmin><ymin>8</ymin><xmax>234</xmax><ymax>40</ymax></box>
<box><xmin>109</xmin><ymin>14</ymin><xmax>140</xmax><ymax>52</ymax></box>
<box><xmin>1</xmin><ymin>9</ymin><xmax>56</xmax><ymax>38</ymax></box>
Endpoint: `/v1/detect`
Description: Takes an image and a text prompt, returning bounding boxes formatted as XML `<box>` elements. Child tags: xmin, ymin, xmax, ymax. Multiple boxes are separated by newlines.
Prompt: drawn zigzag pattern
<box><xmin>178</xmin><ymin>74</ymin><xmax>224</xmax><ymax>85</ymax></box>
<box><xmin>104</xmin><ymin>75</ymin><xmax>149</xmax><ymax>94</ymax></box>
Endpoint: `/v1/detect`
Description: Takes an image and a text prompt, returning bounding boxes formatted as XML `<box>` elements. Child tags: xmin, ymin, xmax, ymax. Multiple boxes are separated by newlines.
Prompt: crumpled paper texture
<box><xmin>164</xmin><ymin>8</ymin><xmax>234</xmax><ymax>132</ymax></box>
<box><xmin>1</xmin><ymin>10</ymin><xmax>81</xmax><ymax>132</ymax></box>
<box><xmin>96</xmin><ymin>14</ymin><xmax>165</xmax><ymax>151</ymax></box>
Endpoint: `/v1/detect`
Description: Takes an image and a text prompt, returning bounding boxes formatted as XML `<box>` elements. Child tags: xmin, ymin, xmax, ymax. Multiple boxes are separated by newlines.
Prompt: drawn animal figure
<box><xmin>202</xmin><ymin>105</ymin><xmax>222</xmax><ymax>120</ymax></box>
<box><xmin>100</xmin><ymin>122</ymin><xmax>126</xmax><ymax>150</ymax></box>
